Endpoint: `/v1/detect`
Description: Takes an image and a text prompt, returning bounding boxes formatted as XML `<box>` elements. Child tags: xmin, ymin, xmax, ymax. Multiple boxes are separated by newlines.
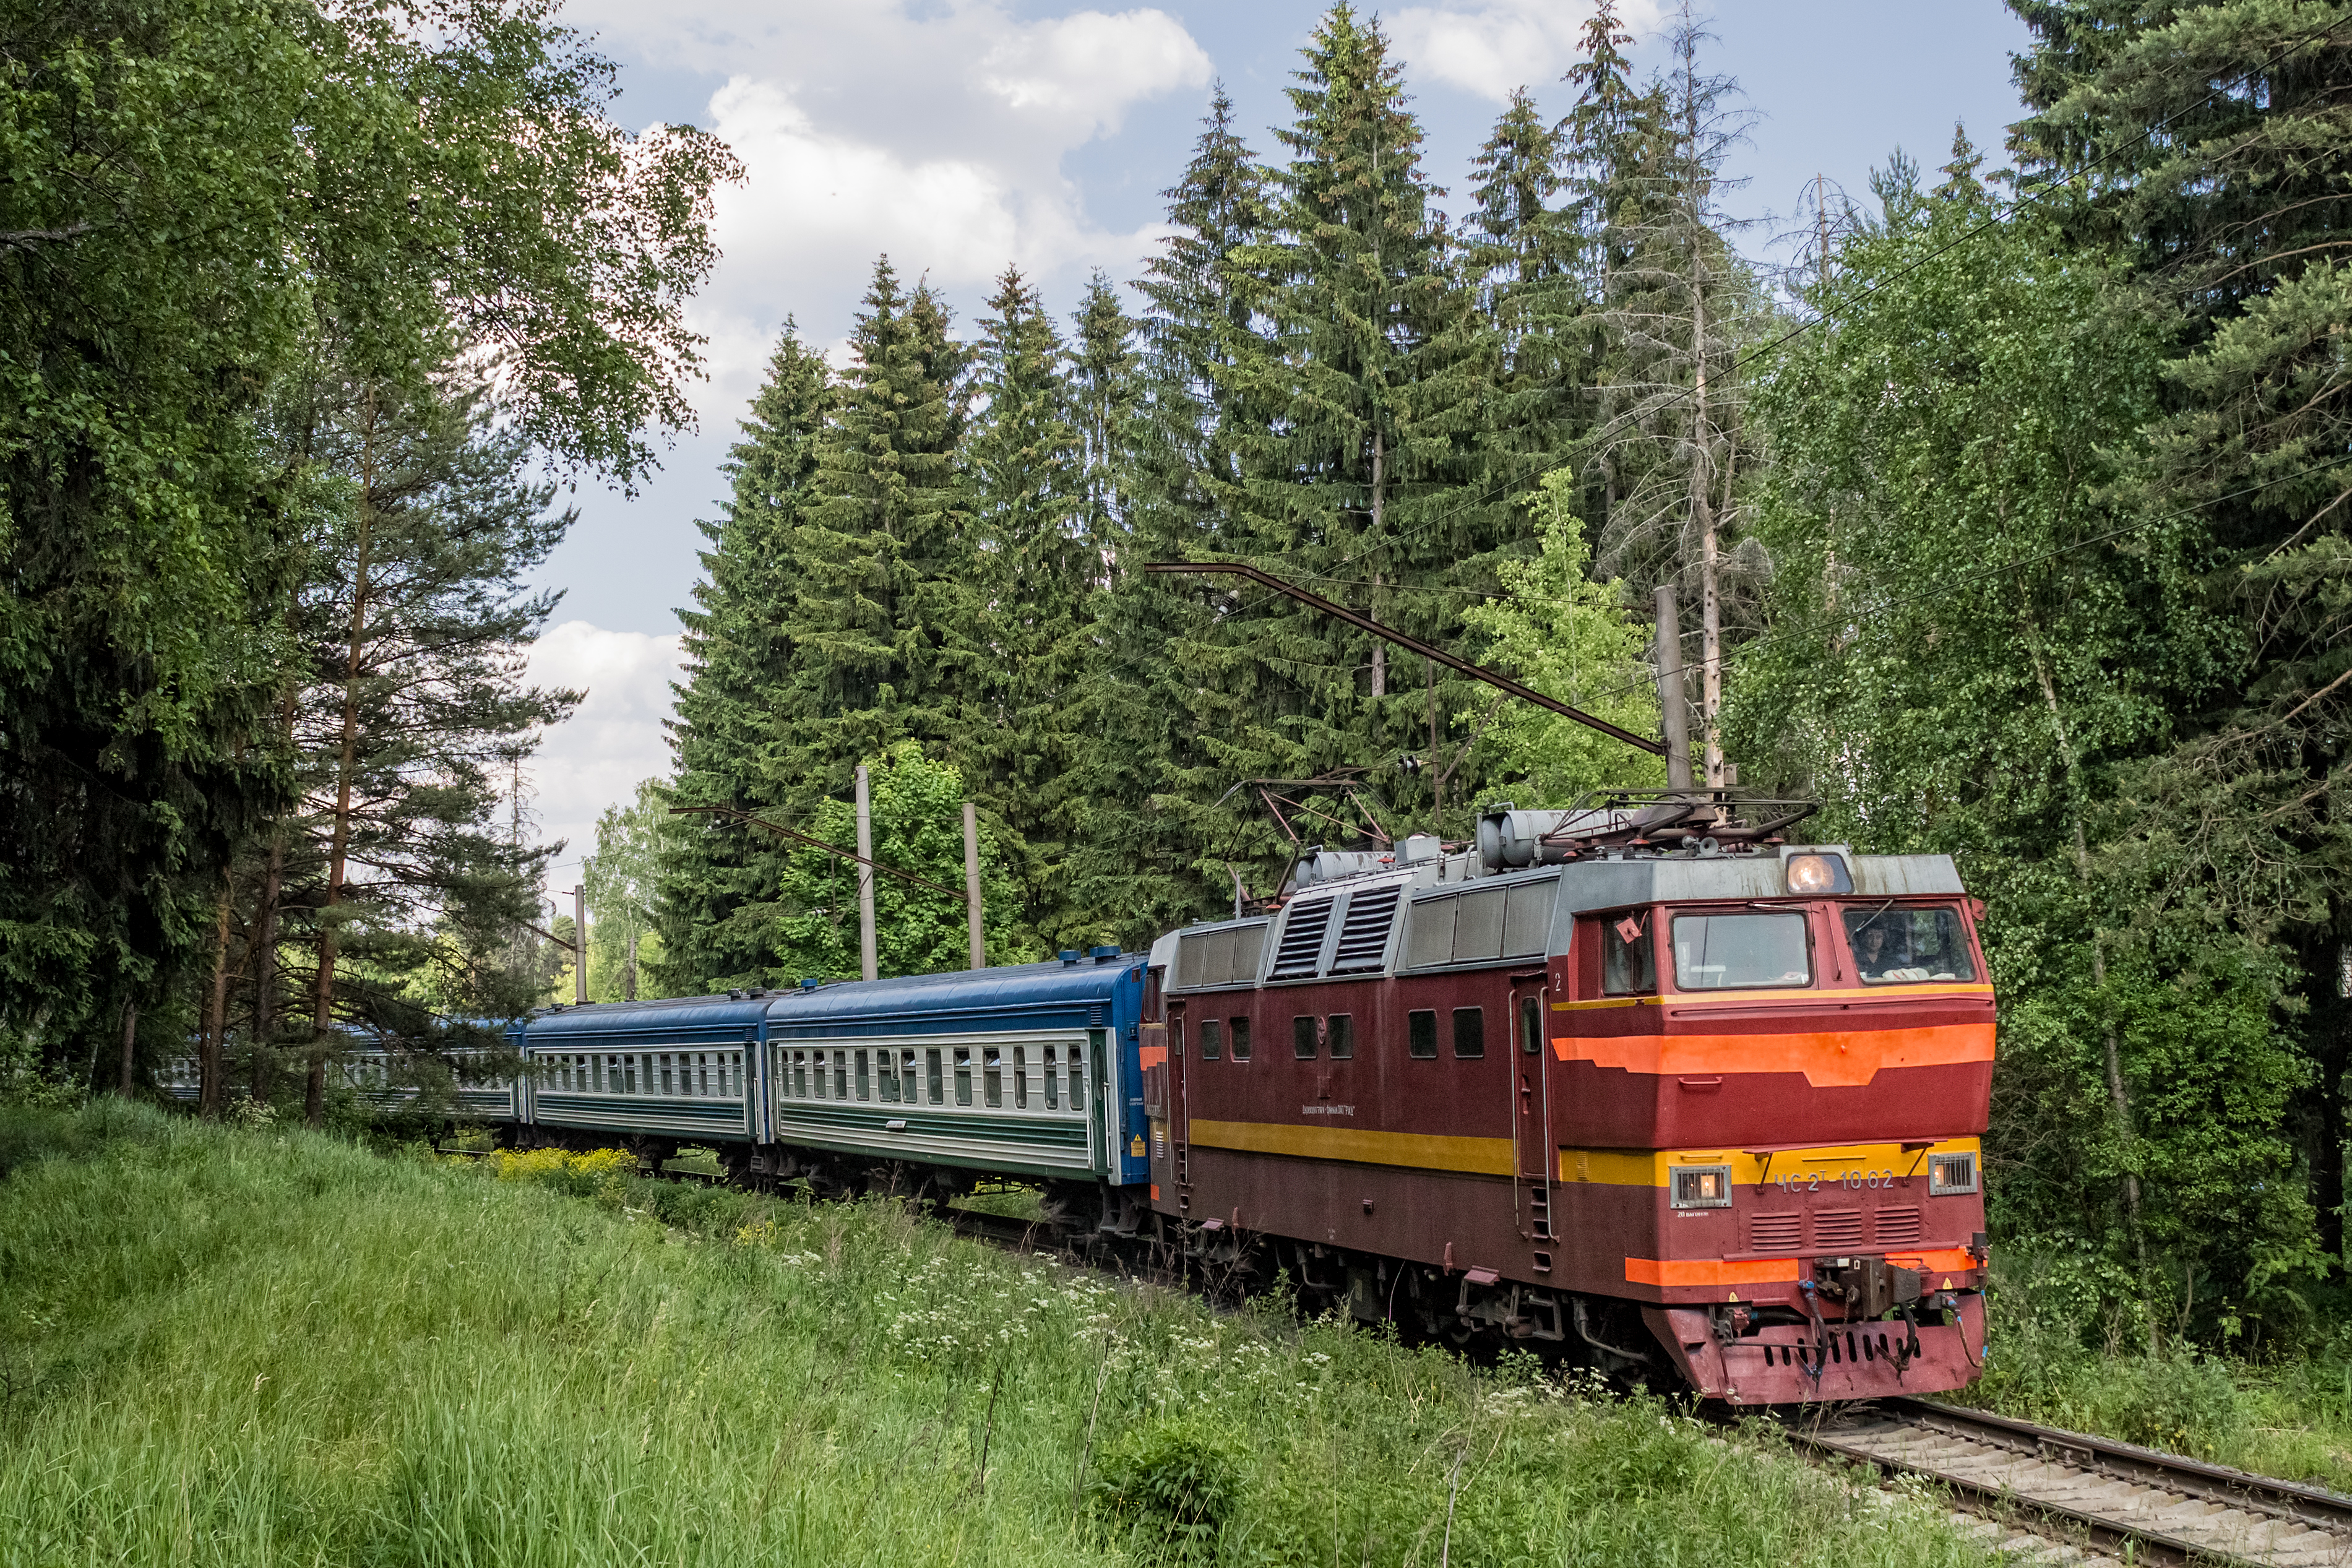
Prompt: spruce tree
<box><xmin>2010</xmin><ymin>3</ymin><xmax>2352</xmax><ymax>1276</ymax></box>
<box><xmin>656</xmin><ymin>327</ymin><xmax>832</xmax><ymax>993</ymax></box>
<box><xmin>1202</xmin><ymin>4</ymin><xmax>1506</xmax><ymax>863</ymax></box>
<box><xmin>962</xmin><ymin>266</ymin><xmax>1094</xmax><ymax>950</ymax></box>
<box><xmin>771</xmin><ymin>259</ymin><xmax>973</xmax><ymax>808</ymax></box>
<box><xmin>1080</xmin><ymin>87</ymin><xmax>1275</xmax><ymax>943</ymax></box>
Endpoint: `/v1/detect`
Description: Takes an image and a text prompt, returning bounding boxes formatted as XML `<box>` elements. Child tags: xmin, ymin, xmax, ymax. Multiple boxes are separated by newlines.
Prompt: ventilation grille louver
<box><xmin>1269</xmin><ymin>898</ymin><xmax>1336</xmax><ymax>978</ymax></box>
<box><xmin>1749</xmin><ymin>1213</ymin><xmax>1802</xmax><ymax>1253</ymax></box>
<box><xmin>1811</xmin><ymin>1211</ymin><xmax>1864</xmax><ymax>1250</ymax></box>
<box><xmin>1329</xmin><ymin>887</ymin><xmax>1402</xmax><ymax>971</ymax></box>
<box><xmin>1871</xmin><ymin>1208</ymin><xmax>1922</xmax><ymax>1247</ymax></box>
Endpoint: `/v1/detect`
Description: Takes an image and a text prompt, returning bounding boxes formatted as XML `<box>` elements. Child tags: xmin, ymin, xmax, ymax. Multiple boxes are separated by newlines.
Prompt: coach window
<box><xmin>902</xmin><ymin>1048</ymin><xmax>920</xmax><ymax>1105</ymax></box>
<box><xmin>1042</xmin><ymin>1045</ymin><xmax>1061</xmax><ymax>1109</ymax></box>
<box><xmin>855</xmin><ymin>1049</ymin><xmax>870</xmax><ymax>1101</ymax></box>
<box><xmin>1229</xmin><ymin>1017</ymin><xmax>1252</xmax><ymax>1062</ymax></box>
<box><xmin>1293</xmin><ymin>1015</ymin><xmax>1317</xmax><ymax>1060</ymax></box>
<box><xmin>877</xmin><ymin>1049</ymin><xmax>900</xmax><ymax>1103</ymax></box>
<box><xmin>1198</xmin><ymin>1020</ymin><xmax>1223</xmax><ymax>1061</ymax></box>
<box><xmin>1601</xmin><ymin>911</ymin><xmax>1658</xmax><ymax>996</ymax></box>
<box><xmin>926</xmin><ymin>1048</ymin><xmax>946</xmax><ymax>1106</ymax></box>
<box><xmin>1012</xmin><ymin>1045</ymin><xmax>1029</xmax><ymax>1109</ymax></box>
<box><xmin>1328</xmin><ymin>1015</ymin><xmax>1355</xmax><ymax>1059</ymax></box>
<box><xmin>952</xmin><ymin>1047</ymin><xmax>972</xmax><ymax>1106</ymax></box>
<box><xmin>984</xmin><ymin>1046</ymin><xmax>1003</xmax><ymax>1108</ymax></box>
<box><xmin>835</xmin><ymin>1049</ymin><xmax>850</xmax><ymax>1100</ymax></box>
<box><xmin>788</xmin><ymin>1049</ymin><xmax>804</xmax><ymax>1098</ymax></box>
<box><xmin>626</xmin><ymin>1055</ymin><xmax>640</xmax><ymax>1095</ymax></box>
<box><xmin>1452</xmin><ymin>1007</ymin><xmax>1485</xmax><ymax>1059</ymax></box>
<box><xmin>1068</xmin><ymin>1045</ymin><xmax>1087</xmax><ymax>1106</ymax></box>
<box><xmin>1408</xmin><ymin>1010</ymin><xmax>1438</xmax><ymax>1059</ymax></box>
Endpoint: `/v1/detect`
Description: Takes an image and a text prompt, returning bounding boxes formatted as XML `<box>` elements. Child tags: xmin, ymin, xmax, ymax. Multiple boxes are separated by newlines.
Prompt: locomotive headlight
<box><xmin>1783</xmin><ymin>853</ymin><xmax>1851</xmax><ymax>894</ymax></box>
<box><xmin>1929</xmin><ymin>1152</ymin><xmax>1979</xmax><ymax>1195</ymax></box>
<box><xmin>1669</xmin><ymin>1164</ymin><xmax>1733</xmax><ymax>1208</ymax></box>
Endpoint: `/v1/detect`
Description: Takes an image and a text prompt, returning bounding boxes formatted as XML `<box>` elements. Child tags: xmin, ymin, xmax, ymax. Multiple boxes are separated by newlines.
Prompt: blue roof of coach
<box><xmin>510</xmin><ymin>955</ymin><xmax>1142</xmax><ymax>1043</ymax></box>
<box><xmin>515</xmin><ymin>992</ymin><xmax>773</xmax><ymax>1043</ymax></box>
<box><xmin>764</xmin><ymin>954</ymin><xmax>1140</xmax><ymax>1036</ymax></box>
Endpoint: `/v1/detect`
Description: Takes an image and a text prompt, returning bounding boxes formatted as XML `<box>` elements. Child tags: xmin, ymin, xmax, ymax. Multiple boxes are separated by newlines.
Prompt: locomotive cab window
<box><xmin>1198</xmin><ymin>1020</ymin><xmax>1222</xmax><ymax>1061</ymax></box>
<box><xmin>1671</xmin><ymin>912</ymin><xmax>1812</xmax><ymax>990</ymax></box>
<box><xmin>1293</xmin><ymin>1015</ymin><xmax>1317</xmax><ymax>1059</ymax></box>
<box><xmin>1845</xmin><ymin>905</ymin><xmax>1977</xmax><ymax>984</ymax></box>
<box><xmin>1327</xmin><ymin>1014</ymin><xmax>1353</xmax><ymax>1059</ymax></box>
<box><xmin>1228</xmin><ymin>1017</ymin><xmax>1252</xmax><ymax>1062</ymax></box>
<box><xmin>1601</xmin><ymin>911</ymin><xmax>1657</xmax><ymax>995</ymax></box>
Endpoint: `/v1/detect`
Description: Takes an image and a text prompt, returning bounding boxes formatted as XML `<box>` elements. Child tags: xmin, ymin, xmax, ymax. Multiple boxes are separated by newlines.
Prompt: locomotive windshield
<box><xmin>1844</xmin><ymin>905</ymin><xmax>1976</xmax><ymax>983</ymax></box>
<box><xmin>1671</xmin><ymin>912</ymin><xmax>1812</xmax><ymax>989</ymax></box>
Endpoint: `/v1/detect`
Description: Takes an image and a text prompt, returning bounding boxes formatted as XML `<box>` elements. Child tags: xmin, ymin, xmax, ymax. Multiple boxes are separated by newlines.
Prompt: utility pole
<box><xmin>962</xmin><ymin>802</ymin><xmax>984</xmax><ymax>971</ymax></box>
<box><xmin>855</xmin><ymin>765</ymin><xmax>879</xmax><ymax>983</ymax></box>
<box><xmin>571</xmin><ymin>884</ymin><xmax>587</xmax><ymax>1004</ymax></box>
<box><xmin>1654</xmin><ymin>585</ymin><xmax>1695</xmax><ymax>793</ymax></box>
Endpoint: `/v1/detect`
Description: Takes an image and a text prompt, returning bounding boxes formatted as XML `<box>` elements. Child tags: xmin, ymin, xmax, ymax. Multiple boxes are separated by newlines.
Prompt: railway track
<box><xmin>1783</xmin><ymin>1397</ymin><xmax>2352</xmax><ymax>1565</ymax></box>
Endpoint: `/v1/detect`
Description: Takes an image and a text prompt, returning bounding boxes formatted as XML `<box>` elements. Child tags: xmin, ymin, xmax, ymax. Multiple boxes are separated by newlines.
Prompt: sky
<box><xmin>523</xmin><ymin>0</ymin><xmax>2036</xmax><ymax>883</ymax></box>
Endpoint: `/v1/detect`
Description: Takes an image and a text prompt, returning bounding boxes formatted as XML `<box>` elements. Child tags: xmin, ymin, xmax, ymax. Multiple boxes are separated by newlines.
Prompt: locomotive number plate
<box><xmin>1770</xmin><ymin>1168</ymin><xmax>1906</xmax><ymax>1192</ymax></box>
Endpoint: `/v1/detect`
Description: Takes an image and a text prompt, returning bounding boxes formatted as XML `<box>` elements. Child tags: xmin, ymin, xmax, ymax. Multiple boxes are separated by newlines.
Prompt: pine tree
<box><xmin>962</xmin><ymin>266</ymin><xmax>1095</xmax><ymax>950</ymax></box>
<box><xmin>271</xmin><ymin>368</ymin><xmax>577</xmax><ymax>1124</ymax></box>
<box><xmin>772</xmin><ymin>259</ymin><xmax>973</xmax><ymax>808</ymax></box>
<box><xmin>656</xmin><ymin>327</ymin><xmax>831</xmax><ymax>993</ymax></box>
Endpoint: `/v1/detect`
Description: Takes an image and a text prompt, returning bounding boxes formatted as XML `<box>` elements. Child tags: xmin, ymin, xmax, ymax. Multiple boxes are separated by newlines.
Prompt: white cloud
<box><xmin>523</xmin><ymin>621</ymin><xmax>684</xmax><ymax>872</ymax></box>
<box><xmin>1389</xmin><ymin>0</ymin><xmax>1664</xmax><ymax>104</ymax></box>
<box><xmin>552</xmin><ymin>2</ymin><xmax>1210</xmax><ymax>421</ymax></box>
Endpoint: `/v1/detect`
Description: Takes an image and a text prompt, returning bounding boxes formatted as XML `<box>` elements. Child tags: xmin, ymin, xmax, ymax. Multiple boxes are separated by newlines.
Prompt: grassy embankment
<box><xmin>0</xmin><ymin>1101</ymin><xmax>2010</xmax><ymax>1566</ymax></box>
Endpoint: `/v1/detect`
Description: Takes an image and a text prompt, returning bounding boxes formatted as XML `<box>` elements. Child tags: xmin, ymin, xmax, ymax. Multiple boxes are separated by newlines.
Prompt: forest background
<box><xmin>7</xmin><ymin>0</ymin><xmax>2352</xmax><ymax>1370</ymax></box>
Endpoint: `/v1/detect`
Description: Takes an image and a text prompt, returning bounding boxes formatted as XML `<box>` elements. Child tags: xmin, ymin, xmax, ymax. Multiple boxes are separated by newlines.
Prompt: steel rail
<box><xmin>1771</xmin><ymin>1396</ymin><xmax>2352</xmax><ymax>1567</ymax></box>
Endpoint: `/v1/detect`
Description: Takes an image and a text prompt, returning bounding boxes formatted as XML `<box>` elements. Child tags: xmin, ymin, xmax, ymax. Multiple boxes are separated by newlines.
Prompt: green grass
<box><xmin>0</xmin><ymin>1103</ymin><xmax>2011</xmax><ymax>1567</ymax></box>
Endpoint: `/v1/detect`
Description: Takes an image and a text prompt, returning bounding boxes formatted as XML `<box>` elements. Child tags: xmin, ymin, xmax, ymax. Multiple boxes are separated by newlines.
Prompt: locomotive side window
<box><xmin>1228</xmin><ymin>1017</ymin><xmax>1252</xmax><ymax>1062</ymax></box>
<box><xmin>1671</xmin><ymin>913</ymin><xmax>1811</xmax><ymax>990</ymax></box>
<box><xmin>1520</xmin><ymin>994</ymin><xmax>1543</xmax><ymax>1055</ymax></box>
<box><xmin>1845</xmin><ymin>905</ymin><xmax>1976</xmax><ymax>983</ymax></box>
<box><xmin>1601</xmin><ymin>912</ymin><xmax>1657</xmax><ymax>995</ymax></box>
<box><xmin>1452</xmin><ymin>1008</ymin><xmax>1485</xmax><ymax>1059</ymax></box>
<box><xmin>1199</xmin><ymin>1020</ymin><xmax>1223</xmax><ymax>1061</ymax></box>
<box><xmin>1293</xmin><ymin>1016</ymin><xmax>1317</xmax><ymax>1059</ymax></box>
<box><xmin>1328</xmin><ymin>1015</ymin><xmax>1354</xmax><ymax>1059</ymax></box>
<box><xmin>1408</xmin><ymin>1009</ymin><xmax>1438</xmax><ymax>1059</ymax></box>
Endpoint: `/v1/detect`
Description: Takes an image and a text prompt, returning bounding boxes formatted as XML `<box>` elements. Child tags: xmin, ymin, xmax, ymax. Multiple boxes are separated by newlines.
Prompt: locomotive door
<box><xmin>1509</xmin><ymin>973</ymin><xmax>1554</xmax><ymax>1242</ymax></box>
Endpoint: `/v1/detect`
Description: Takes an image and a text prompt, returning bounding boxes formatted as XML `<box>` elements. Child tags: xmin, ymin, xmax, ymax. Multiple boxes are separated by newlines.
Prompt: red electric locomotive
<box><xmin>1140</xmin><ymin>796</ymin><xmax>1991</xmax><ymax>1405</ymax></box>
